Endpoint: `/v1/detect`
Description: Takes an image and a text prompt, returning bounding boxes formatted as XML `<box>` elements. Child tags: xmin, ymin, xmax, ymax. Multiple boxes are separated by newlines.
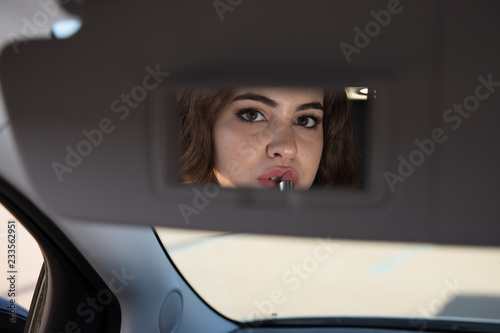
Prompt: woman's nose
<box><xmin>265</xmin><ymin>124</ymin><xmax>298</xmax><ymax>160</ymax></box>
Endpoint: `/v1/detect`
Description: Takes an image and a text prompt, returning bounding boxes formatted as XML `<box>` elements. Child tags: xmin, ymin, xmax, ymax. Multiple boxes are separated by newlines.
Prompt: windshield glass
<box><xmin>156</xmin><ymin>227</ymin><xmax>500</xmax><ymax>327</ymax></box>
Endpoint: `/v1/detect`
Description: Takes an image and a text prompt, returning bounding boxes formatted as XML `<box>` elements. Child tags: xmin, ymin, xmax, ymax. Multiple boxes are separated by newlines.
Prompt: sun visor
<box><xmin>1</xmin><ymin>0</ymin><xmax>500</xmax><ymax>245</ymax></box>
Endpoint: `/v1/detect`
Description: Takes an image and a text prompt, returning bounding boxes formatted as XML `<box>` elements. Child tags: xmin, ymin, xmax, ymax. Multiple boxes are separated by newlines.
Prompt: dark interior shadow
<box><xmin>438</xmin><ymin>295</ymin><xmax>500</xmax><ymax>320</ymax></box>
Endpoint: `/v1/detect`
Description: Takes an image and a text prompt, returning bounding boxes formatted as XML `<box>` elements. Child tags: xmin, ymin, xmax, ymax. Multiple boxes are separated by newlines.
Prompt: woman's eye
<box><xmin>295</xmin><ymin>116</ymin><xmax>319</xmax><ymax>128</ymax></box>
<box><xmin>237</xmin><ymin>109</ymin><xmax>265</xmax><ymax>122</ymax></box>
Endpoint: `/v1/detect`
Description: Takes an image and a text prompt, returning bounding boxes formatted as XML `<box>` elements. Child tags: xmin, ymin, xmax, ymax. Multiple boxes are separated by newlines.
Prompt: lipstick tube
<box><xmin>279</xmin><ymin>180</ymin><xmax>294</xmax><ymax>191</ymax></box>
<box><xmin>279</xmin><ymin>171</ymin><xmax>295</xmax><ymax>191</ymax></box>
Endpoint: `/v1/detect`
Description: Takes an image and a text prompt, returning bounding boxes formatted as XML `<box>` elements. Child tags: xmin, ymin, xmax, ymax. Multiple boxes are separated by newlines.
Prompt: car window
<box><xmin>1</xmin><ymin>202</ymin><xmax>44</xmax><ymax>311</ymax></box>
<box><xmin>156</xmin><ymin>227</ymin><xmax>500</xmax><ymax>327</ymax></box>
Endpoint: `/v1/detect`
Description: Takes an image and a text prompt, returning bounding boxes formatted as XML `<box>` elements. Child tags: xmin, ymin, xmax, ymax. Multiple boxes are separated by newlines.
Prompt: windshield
<box><xmin>156</xmin><ymin>227</ymin><xmax>500</xmax><ymax>328</ymax></box>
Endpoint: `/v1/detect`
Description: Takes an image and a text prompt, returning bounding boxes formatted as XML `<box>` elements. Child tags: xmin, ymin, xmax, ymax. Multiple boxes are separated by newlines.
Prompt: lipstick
<box><xmin>258</xmin><ymin>168</ymin><xmax>298</xmax><ymax>189</ymax></box>
<box><xmin>279</xmin><ymin>171</ymin><xmax>294</xmax><ymax>191</ymax></box>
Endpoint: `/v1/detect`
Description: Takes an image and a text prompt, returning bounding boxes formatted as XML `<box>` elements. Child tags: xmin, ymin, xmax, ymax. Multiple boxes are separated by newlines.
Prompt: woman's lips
<box><xmin>258</xmin><ymin>179</ymin><xmax>281</xmax><ymax>188</ymax></box>
<box><xmin>257</xmin><ymin>168</ymin><xmax>299</xmax><ymax>188</ymax></box>
<box><xmin>280</xmin><ymin>171</ymin><xmax>293</xmax><ymax>182</ymax></box>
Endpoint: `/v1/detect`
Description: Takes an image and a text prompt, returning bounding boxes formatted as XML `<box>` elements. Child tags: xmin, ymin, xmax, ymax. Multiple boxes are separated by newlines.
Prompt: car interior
<box><xmin>1</xmin><ymin>0</ymin><xmax>500</xmax><ymax>332</ymax></box>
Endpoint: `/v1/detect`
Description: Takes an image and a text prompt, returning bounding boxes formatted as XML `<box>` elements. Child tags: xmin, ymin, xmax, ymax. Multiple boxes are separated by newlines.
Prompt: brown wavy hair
<box><xmin>178</xmin><ymin>87</ymin><xmax>359</xmax><ymax>188</ymax></box>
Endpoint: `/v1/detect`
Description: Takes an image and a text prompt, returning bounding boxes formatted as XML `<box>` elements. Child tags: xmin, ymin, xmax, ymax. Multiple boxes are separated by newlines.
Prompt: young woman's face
<box><xmin>212</xmin><ymin>87</ymin><xmax>324</xmax><ymax>190</ymax></box>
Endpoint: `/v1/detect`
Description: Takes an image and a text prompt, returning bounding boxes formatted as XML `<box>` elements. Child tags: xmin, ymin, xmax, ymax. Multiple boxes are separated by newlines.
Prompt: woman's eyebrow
<box><xmin>232</xmin><ymin>93</ymin><xmax>324</xmax><ymax>111</ymax></box>
<box><xmin>232</xmin><ymin>93</ymin><xmax>278</xmax><ymax>107</ymax></box>
<box><xmin>297</xmin><ymin>102</ymin><xmax>324</xmax><ymax>112</ymax></box>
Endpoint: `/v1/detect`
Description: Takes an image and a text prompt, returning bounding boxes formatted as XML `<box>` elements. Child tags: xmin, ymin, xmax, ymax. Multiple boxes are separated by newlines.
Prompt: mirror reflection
<box><xmin>177</xmin><ymin>87</ymin><xmax>368</xmax><ymax>190</ymax></box>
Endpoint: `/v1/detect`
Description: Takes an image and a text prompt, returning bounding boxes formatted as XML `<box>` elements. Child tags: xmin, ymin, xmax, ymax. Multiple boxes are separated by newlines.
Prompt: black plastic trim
<box><xmin>248</xmin><ymin>317</ymin><xmax>500</xmax><ymax>333</ymax></box>
<box><xmin>0</xmin><ymin>176</ymin><xmax>121</xmax><ymax>333</ymax></box>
